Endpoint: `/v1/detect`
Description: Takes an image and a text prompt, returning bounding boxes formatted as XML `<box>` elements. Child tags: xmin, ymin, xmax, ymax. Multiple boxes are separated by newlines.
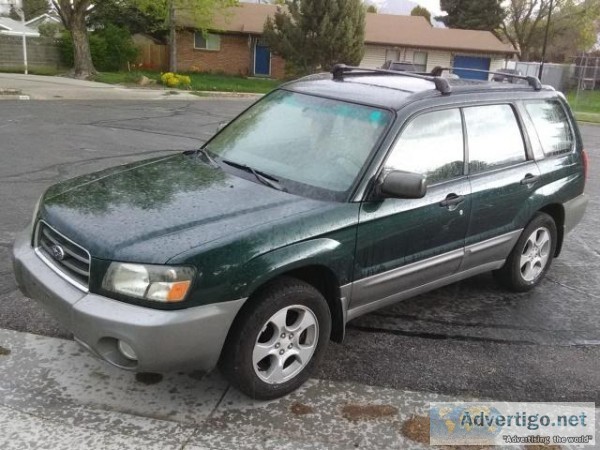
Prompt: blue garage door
<box><xmin>453</xmin><ymin>55</ymin><xmax>491</xmax><ymax>80</ymax></box>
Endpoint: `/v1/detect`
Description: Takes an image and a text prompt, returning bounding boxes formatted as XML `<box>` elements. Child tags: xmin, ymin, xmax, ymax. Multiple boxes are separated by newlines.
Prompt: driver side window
<box><xmin>385</xmin><ymin>109</ymin><xmax>465</xmax><ymax>184</ymax></box>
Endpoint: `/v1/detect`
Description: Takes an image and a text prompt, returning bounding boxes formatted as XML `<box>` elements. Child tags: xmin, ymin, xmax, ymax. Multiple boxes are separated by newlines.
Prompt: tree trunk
<box><xmin>70</xmin><ymin>8</ymin><xmax>96</xmax><ymax>79</ymax></box>
<box><xmin>169</xmin><ymin>1</ymin><xmax>178</xmax><ymax>72</ymax></box>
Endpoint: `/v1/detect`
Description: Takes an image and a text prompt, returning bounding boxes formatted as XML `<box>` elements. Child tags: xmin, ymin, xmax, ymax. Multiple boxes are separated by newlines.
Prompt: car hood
<box><xmin>40</xmin><ymin>153</ymin><xmax>331</xmax><ymax>263</ymax></box>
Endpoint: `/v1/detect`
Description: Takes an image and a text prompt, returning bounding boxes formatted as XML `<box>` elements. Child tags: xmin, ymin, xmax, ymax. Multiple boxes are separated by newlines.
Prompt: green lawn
<box><xmin>95</xmin><ymin>71</ymin><xmax>281</xmax><ymax>94</ymax></box>
<box><xmin>566</xmin><ymin>90</ymin><xmax>600</xmax><ymax>114</ymax></box>
<box><xmin>566</xmin><ymin>90</ymin><xmax>600</xmax><ymax>124</ymax></box>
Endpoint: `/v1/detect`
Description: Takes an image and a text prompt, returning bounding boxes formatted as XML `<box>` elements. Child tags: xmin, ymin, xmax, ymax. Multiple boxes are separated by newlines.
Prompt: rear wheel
<box><xmin>494</xmin><ymin>212</ymin><xmax>557</xmax><ymax>292</ymax></box>
<box><xmin>219</xmin><ymin>277</ymin><xmax>331</xmax><ymax>400</ymax></box>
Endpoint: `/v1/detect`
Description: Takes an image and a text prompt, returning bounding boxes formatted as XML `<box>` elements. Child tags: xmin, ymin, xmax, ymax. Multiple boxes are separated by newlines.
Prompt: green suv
<box><xmin>13</xmin><ymin>65</ymin><xmax>588</xmax><ymax>399</ymax></box>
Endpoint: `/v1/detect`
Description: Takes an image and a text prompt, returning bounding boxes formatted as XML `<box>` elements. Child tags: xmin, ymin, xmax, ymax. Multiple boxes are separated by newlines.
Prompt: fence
<box><xmin>504</xmin><ymin>60</ymin><xmax>574</xmax><ymax>92</ymax></box>
<box><xmin>0</xmin><ymin>35</ymin><xmax>64</xmax><ymax>72</ymax></box>
<box><xmin>132</xmin><ymin>34</ymin><xmax>168</xmax><ymax>72</ymax></box>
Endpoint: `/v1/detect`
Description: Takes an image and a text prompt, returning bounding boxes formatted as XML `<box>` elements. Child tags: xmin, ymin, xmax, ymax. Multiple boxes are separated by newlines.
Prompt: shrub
<box><xmin>160</xmin><ymin>72</ymin><xmax>191</xmax><ymax>89</ymax></box>
<box><xmin>58</xmin><ymin>25</ymin><xmax>138</xmax><ymax>72</ymax></box>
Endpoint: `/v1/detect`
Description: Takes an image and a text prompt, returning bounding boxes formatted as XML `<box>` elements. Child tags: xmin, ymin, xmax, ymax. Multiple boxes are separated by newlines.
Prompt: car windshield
<box><xmin>205</xmin><ymin>90</ymin><xmax>392</xmax><ymax>199</ymax></box>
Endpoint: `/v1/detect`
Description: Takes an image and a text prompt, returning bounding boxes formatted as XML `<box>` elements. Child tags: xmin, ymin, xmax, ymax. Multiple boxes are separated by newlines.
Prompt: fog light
<box><xmin>118</xmin><ymin>340</ymin><xmax>137</xmax><ymax>361</ymax></box>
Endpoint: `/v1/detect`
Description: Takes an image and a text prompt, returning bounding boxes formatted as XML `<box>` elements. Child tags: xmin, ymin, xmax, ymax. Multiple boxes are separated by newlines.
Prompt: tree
<box><xmin>8</xmin><ymin>5</ymin><xmax>21</xmax><ymax>20</ymax></box>
<box><xmin>53</xmin><ymin>1</ymin><xmax>96</xmax><ymax>79</ymax></box>
<box><xmin>263</xmin><ymin>0</ymin><xmax>366</xmax><ymax>75</ymax></box>
<box><xmin>133</xmin><ymin>0</ymin><xmax>238</xmax><ymax>73</ymax></box>
<box><xmin>87</xmin><ymin>0</ymin><xmax>166</xmax><ymax>41</ymax></box>
<box><xmin>366</xmin><ymin>4</ymin><xmax>376</xmax><ymax>13</ymax></box>
<box><xmin>23</xmin><ymin>0</ymin><xmax>49</xmax><ymax>20</ymax></box>
<box><xmin>437</xmin><ymin>0</ymin><xmax>505</xmax><ymax>31</ymax></box>
<box><xmin>410</xmin><ymin>5</ymin><xmax>431</xmax><ymax>24</ymax></box>
<box><xmin>501</xmin><ymin>0</ymin><xmax>600</xmax><ymax>61</ymax></box>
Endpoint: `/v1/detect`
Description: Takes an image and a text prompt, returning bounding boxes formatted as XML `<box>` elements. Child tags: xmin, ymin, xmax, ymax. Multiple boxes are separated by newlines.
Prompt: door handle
<box><xmin>520</xmin><ymin>173</ymin><xmax>540</xmax><ymax>185</ymax></box>
<box><xmin>439</xmin><ymin>193</ymin><xmax>464</xmax><ymax>208</ymax></box>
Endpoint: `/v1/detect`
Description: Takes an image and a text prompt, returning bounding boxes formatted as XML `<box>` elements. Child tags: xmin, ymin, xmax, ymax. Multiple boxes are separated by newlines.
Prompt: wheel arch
<box><xmin>538</xmin><ymin>203</ymin><xmax>565</xmax><ymax>256</ymax></box>
<box><xmin>228</xmin><ymin>260</ymin><xmax>348</xmax><ymax>347</ymax></box>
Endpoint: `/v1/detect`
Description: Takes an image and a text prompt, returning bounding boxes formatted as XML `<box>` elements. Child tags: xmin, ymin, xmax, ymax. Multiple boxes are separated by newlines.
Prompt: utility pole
<box><xmin>538</xmin><ymin>0</ymin><xmax>554</xmax><ymax>81</ymax></box>
<box><xmin>12</xmin><ymin>0</ymin><xmax>28</xmax><ymax>74</ymax></box>
<box><xmin>168</xmin><ymin>0</ymin><xmax>177</xmax><ymax>72</ymax></box>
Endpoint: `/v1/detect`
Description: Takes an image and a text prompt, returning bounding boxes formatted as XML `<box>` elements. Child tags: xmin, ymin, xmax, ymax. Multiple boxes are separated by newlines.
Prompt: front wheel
<box><xmin>219</xmin><ymin>277</ymin><xmax>331</xmax><ymax>400</ymax></box>
<box><xmin>494</xmin><ymin>212</ymin><xmax>557</xmax><ymax>292</ymax></box>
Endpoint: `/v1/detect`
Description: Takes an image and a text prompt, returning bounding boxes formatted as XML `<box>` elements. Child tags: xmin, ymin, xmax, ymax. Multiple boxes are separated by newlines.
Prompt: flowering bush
<box><xmin>160</xmin><ymin>72</ymin><xmax>192</xmax><ymax>89</ymax></box>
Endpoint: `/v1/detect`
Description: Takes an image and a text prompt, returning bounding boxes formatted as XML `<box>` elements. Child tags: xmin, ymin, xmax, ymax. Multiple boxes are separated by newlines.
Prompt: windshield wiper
<box><xmin>222</xmin><ymin>159</ymin><xmax>286</xmax><ymax>192</ymax></box>
<box><xmin>195</xmin><ymin>147</ymin><xmax>220</xmax><ymax>168</ymax></box>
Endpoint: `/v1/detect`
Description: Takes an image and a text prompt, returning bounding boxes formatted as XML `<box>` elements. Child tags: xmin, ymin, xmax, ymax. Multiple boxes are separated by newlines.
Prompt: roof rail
<box><xmin>331</xmin><ymin>64</ymin><xmax>452</xmax><ymax>95</ymax></box>
<box><xmin>431</xmin><ymin>66</ymin><xmax>543</xmax><ymax>91</ymax></box>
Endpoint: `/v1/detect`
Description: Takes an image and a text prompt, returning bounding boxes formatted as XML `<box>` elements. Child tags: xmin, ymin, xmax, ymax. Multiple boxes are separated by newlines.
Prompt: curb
<box><xmin>0</xmin><ymin>94</ymin><xmax>30</xmax><ymax>100</ymax></box>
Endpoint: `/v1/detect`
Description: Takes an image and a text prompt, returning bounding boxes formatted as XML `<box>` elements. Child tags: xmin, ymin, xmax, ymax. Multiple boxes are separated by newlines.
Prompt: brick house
<box><xmin>175</xmin><ymin>3</ymin><xmax>517</xmax><ymax>80</ymax></box>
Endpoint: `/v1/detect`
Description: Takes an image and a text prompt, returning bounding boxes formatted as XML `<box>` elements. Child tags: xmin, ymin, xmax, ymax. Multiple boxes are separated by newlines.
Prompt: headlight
<box><xmin>31</xmin><ymin>194</ymin><xmax>43</xmax><ymax>227</ymax></box>
<box><xmin>102</xmin><ymin>263</ymin><xmax>195</xmax><ymax>303</ymax></box>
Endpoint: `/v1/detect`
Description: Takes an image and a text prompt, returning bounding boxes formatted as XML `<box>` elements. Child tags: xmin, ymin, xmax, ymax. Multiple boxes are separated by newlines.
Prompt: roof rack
<box><xmin>430</xmin><ymin>66</ymin><xmax>543</xmax><ymax>91</ymax></box>
<box><xmin>331</xmin><ymin>64</ymin><xmax>452</xmax><ymax>95</ymax></box>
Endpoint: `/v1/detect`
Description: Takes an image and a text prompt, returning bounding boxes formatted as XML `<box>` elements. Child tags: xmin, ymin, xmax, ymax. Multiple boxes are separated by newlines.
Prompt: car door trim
<box><xmin>345</xmin><ymin>229</ymin><xmax>523</xmax><ymax>322</ymax></box>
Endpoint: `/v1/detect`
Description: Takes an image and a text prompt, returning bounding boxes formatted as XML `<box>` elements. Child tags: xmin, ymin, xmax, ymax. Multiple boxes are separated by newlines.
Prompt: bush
<box><xmin>160</xmin><ymin>72</ymin><xmax>191</xmax><ymax>89</ymax></box>
<box><xmin>58</xmin><ymin>25</ymin><xmax>138</xmax><ymax>72</ymax></box>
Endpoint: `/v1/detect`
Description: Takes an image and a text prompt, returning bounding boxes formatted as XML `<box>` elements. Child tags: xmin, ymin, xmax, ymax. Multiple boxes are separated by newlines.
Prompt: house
<box><xmin>0</xmin><ymin>16</ymin><xmax>39</xmax><ymax>37</ymax></box>
<box><xmin>24</xmin><ymin>13</ymin><xmax>61</xmax><ymax>31</ymax></box>
<box><xmin>175</xmin><ymin>3</ymin><xmax>517</xmax><ymax>80</ymax></box>
<box><xmin>0</xmin><ymin>0</ymin><xmax>19</xmax><ymax>16</ymax></box>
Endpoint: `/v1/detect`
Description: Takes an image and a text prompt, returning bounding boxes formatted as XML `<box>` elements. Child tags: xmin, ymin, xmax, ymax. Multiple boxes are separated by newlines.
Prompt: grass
<box><xmin>94</xmin><ymin>70</ymin><xmax>281</xmax><ymax>94</ymax></box>
<box><xmin>566</xmin><ymin>90</ymin><xmax>600</xmax><ymax>114</ymax></box>
<box><xmin>566</xmin><ymin>90</ymin><xmax>600</xmax><ymax>124</ymax></box>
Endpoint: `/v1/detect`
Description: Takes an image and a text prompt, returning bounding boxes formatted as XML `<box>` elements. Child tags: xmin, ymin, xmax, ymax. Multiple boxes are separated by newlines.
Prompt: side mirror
<box><xmin>378</xmin><ymin>170</ymin><xmax>427</xmax><ymax>199</ymax></box>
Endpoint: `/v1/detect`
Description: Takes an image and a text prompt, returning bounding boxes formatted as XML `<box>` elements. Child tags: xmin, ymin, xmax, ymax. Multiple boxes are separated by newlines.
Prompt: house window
<box><xmin>413</xmin><ymin>51</ymin><xmax>428</xmax><ymax>72</ymax></box>
<box><xmin>194</xmin><ymin>32</ymin><xmax>221</xmax><ymax>51</ymax></box>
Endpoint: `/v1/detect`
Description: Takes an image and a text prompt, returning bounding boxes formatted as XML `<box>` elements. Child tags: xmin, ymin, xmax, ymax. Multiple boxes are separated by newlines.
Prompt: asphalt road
<box><xmin>1</xmin><ymin>100</ymin><xmax>599</xmax><ymax>403</ymax></box>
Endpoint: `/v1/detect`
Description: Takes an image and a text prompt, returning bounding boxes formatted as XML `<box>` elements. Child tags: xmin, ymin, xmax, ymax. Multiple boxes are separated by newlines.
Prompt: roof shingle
<box><xmin>177</xmin><ymin>3</ymin><xmax>517</xmax><ymax>55</ymax></box>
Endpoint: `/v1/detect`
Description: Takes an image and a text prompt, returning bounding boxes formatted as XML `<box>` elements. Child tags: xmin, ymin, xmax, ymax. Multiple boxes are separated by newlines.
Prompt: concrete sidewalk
<box><xmin>0</xmin><ymin>73</ymin><xmax>202</xmax><ymax>101</ymax></box>
<box><xmin>0</xmin><ymin>329</ymin><xmax>596</xmax><ymax>449</ymax></box>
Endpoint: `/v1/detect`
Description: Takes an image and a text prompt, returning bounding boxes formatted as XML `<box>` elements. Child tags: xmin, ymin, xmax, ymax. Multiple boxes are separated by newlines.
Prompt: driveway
<box><xmin>0</xmin><ymin>100</ymin><xmax>599</xmax><ymax>406</ymax></box>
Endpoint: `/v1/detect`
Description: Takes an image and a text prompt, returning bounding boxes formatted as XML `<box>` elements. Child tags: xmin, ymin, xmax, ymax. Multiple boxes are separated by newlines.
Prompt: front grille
<box><xmin>35</xmin><ymin>221</ymin><xmax>91</xmax><ymax>291</ymax></box>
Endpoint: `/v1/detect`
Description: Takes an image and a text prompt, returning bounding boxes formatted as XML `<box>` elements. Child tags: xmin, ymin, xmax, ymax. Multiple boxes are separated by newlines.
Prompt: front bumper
<box><xmin>12</xmin><ymin>228</ymin><xmax>245</xmax><ymax>373</ymax></box>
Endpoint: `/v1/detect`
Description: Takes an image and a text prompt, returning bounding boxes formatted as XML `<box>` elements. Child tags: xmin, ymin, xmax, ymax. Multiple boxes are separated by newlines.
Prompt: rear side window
<box><xmin>464</xmin><ymin>104</ymin><xmax>526</xmax><ymax>173</ymax></box>
<box><xmin>524</xmin><ymin>100</ymin><xmax>574</xmax><ymax>156</ymax></box>
<box><xmin>385</xmin><ymin>109</ymin><xmax>464</xmax><ymax>184</ymax></box>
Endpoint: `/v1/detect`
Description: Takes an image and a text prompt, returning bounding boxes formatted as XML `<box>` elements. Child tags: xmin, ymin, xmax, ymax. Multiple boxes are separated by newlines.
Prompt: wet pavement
<box><xmin>2</xmin><ymin>328</ymin><xmax>597</xmax><ymax>449</ymax></box>
<box><xmin>0</xmin><ymin>100</ymin><xmax>598</xmax><ymax>404</ymax></box>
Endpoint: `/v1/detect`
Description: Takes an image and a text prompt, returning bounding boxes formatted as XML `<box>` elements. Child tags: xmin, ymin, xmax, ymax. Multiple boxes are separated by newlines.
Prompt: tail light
<box><xmin>582</xmin><ymin>149</ymin><xmax>589</xmax><ymax>183</ymax></box>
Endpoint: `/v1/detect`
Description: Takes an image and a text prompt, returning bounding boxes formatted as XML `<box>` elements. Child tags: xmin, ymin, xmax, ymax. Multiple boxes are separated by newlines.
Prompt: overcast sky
<box><xmin>372</xmin><ymin>0</ymin><xmax>443</xmax><ymax>16</ymax></box>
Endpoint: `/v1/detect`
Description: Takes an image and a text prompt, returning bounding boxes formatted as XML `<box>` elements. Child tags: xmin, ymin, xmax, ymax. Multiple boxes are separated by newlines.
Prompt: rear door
<box><xmin>461</xmin><ymin>103</ymin><xmax>540</xmax><ymax>271</ymax></box>
<box><xmin>352</xmin><ymin>108</ymin><xmax>471</xmax><ymax>311</ymax></box>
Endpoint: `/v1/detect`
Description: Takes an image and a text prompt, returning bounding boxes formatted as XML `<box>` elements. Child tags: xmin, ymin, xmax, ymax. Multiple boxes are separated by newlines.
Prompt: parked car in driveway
<box><xmin>13</xmin><ymin>64</ymin><xmax>588</xmax><ymax>400</ymax></box>
<box><xmin>380</xmin><ymin>60</ymin><xmax>418</xmax><ymax>72</ymax></box>
<box><xmin>492</xmin><ymin>68</ymin><xmax>524</xmax><ymax>83</ymax></box>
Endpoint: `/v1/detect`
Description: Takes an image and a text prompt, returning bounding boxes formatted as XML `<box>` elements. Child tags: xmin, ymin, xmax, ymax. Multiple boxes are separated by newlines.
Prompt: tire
<box><xmin>219</xmin><ymin>276</ymin><xmax>331</xmax><ymax>400</ymax></box>
<box><xmin>494</xmin><ymin>212</ymin><xmax>557</xmax><ymax>292</ymax></box>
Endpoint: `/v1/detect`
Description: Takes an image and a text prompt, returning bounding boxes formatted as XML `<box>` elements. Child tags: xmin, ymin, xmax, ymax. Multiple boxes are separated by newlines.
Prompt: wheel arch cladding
<box><xmin>538</xmin><ymin>203</ymin><xmax>565</xmax><ymax>256</ymax></box>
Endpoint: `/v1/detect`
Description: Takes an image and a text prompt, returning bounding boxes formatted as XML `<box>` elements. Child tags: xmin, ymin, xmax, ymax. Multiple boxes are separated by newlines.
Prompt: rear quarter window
<box><xmin>524</xmin><ymin>100</ymin><xmax>574</xmax><ymax>157</ymax></box>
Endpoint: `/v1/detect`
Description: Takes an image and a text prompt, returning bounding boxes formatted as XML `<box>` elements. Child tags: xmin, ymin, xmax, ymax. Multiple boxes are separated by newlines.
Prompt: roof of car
<box><xmin>284</xmin><ymin>73</ymin><xmax>555</xmax><ymax>110</ymax></box>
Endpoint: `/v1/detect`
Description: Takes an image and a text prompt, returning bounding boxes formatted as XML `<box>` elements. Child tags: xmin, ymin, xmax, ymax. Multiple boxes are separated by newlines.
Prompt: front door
<box><xmin>254</xmin><ymin>40</ymin><xmax>271</xmax><ymax>76</ymax></box>
<box><xmin>352</xmin><ymin>108</ymin><xmax>471</xmax><ymax>311</ymax></box>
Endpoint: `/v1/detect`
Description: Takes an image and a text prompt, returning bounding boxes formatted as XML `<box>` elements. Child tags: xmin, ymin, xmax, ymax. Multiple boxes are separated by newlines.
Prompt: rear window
<box><xmin>524</xmin><ymin>100</ymin><xmax>574</xmax><ymax>156</ymax></box>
